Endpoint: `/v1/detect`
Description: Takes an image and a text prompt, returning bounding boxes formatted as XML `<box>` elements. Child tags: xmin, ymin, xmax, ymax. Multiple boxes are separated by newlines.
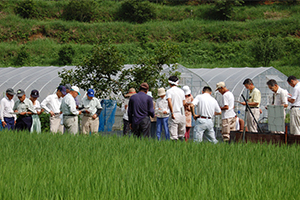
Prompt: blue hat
<box><xmin>87</xmin><ymin>89</ymin><xmax>94</xmax><ymax>97</ymax></box>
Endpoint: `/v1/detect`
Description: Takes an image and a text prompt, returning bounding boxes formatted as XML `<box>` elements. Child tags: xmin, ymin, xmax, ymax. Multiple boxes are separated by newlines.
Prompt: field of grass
<box><xmin>0</xmin><ymin>130</ymin><xmax>299</xmax><ymax>199</ymax></box>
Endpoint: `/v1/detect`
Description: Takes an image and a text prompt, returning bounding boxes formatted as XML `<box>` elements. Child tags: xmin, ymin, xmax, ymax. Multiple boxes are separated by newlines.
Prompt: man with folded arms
<box><xmin>81</xmin><ymin>89</ymin><xmax>102</xmax><ymax>135</ymax></box>
<box><xmin>60</xmin><ymin>86</ymin><xmax>82</xmax><ymax>134</ymax></box>
<box><xmin>13</xmin><ymin>89</ymin><xmax>37</xmax><ymax>131</ymax></box>
<box><xmin>0</xmin><ymin>88</ymin><xmax>16</xmax><ymax>130</ymax></box>
<box><xmin>216</xmin><ymin>81</ymin><xmax>236</xmax><ymax>142</ymax></box>
<box><xmin>287</xmin><ymin>76</ymin><xmax>300</xmax><ymax>135</ymax></box>
<box><xmin>41</xmin><ymin>85</ymin><xmax>66</xmax><ymax>133</ymax></box>
<box><xmin>191</xmin><ymin>86</ymin><xmax>221</xmax><ymax>144</ymax></box>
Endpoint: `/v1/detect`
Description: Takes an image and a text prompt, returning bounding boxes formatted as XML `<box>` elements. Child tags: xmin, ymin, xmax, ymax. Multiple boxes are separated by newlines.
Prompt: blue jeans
<box><xmin>194</xmin><ymin>118</ymin><xmax>218</xmax><ymax>144</ymax></box>
<box><xmin>156</xmin><ymin>117</ymin><xmax>170</xmax><ymax>140</ymax></box>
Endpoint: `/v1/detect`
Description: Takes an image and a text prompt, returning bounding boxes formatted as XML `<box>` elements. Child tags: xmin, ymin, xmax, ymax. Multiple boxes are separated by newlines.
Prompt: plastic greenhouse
<box><xmin>0</xmin><ymin>65</ymin><xmax>291</xmax><ymax>128</ymax></box>
<box><xmin>179</xmin><ymin>65</ymin><xmax>291</xmax><ymax>122</ymax></box>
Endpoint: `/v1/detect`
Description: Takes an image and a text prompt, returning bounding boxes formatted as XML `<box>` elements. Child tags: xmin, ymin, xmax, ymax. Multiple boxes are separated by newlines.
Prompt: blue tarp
<box><xmin>99</xmin><ymin>99</ymin><xmax>117</xmax><ymax>132</ymax></box>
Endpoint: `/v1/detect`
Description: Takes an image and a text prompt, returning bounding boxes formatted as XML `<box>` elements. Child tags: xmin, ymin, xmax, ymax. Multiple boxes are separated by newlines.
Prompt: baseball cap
<box><xmin>71</xmin><ymin>86</ymin><xmax>81</xmax><ymax>95</ymax></box>
<box><xmin>30</xmin><ymin>89</ymin><xmax>39</xmax><ymax>98</ymax></box>
<box><xmin>215</xmin><ymin>82</ymin><xmax>226</xmax><ymax>91</ymax></box>
<box><xmin>87</xmin><ymin>89</ymin><xmax>94</xmax><ymax>97</ymax></box>
<box><xmin>57</xmin><ymin>85</ymin><xmax>67</xmax><ymax>95</ymax></box>
<box><xmin>65</xmin><ymin>84</ymin><xmax>72</xmax><ymax>90</ymax></box>
<box><xmin>140</xmin><ymin>83</ymin><xmax>149</xmax><ymax>90</ymax></box>
<box><xmin>6</xmin><ymin>88</ymin><xmax>15</xmax><ymax>95</ymax></box>
<box><xmin>16</xmin><ymin>89</ymin><xmax>25</xmax><ymax>97</ymax></box>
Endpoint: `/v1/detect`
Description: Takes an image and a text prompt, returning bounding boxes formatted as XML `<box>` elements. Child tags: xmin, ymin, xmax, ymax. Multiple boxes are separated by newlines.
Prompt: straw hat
<box><xmin>157</xmin><ymin>88</ymin><xmax>166</xmax><ymax>96</ymax></box>
<box><xmin>125</xmin><ymin>88</ymin><xmax>136</xmax><ymax>97</ymax></box>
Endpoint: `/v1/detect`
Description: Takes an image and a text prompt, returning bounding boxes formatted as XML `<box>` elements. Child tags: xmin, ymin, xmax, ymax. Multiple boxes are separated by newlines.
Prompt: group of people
<box><xmin>122</xmin><ymin>75</ymin><xmax>300</xmax><ymax>143</ymax></box>
<box><xmin>0</xmin><ymin>84</ymin><xmax>102</xmax><ymax>135</ymax></box>
<box><xmin>1</xmin><ymin>74</ymin><xmax>299</xmax><ymax>141</ymax></box>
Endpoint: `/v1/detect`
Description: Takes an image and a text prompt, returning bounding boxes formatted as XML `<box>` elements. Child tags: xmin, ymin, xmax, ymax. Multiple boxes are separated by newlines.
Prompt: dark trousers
<box><xmin>123</xmin><ymin>119</ymin><xmax>130</xmax><ymax>136</ymax></box>
<box><xmin>132</xmin><ymin>116</ymin><xmax>151</xmax><ymax>138</ymax></box>
<box><xmin>16</xmin><ymin>116</ymin><xmax>32</xmax><ymax>132</ymax></box>
<box><xmin>4</xmin><ymin>117</ymin><xmax>15</xmax><ymax>130</ymax></box>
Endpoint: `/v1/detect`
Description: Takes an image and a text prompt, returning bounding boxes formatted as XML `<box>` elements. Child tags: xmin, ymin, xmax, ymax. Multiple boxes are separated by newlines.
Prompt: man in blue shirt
<box><xmin>128</xmin><ymin>83</ymin><xmax>155</xmax><ymax>138</ymax></box>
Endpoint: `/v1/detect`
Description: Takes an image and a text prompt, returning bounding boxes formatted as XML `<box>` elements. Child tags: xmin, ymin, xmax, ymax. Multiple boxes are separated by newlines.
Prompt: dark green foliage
<box><xmin>14</xmin><ymin>46</ymin><xmax>30</xmax><ymax>66</ymax></box>
<box><xmin>250</xmin><ymin>31</ymin><xmax>283</xmax><ymax>67</ymax></box>
<box><xmin>14</xmin><ymin>0</ymin><xmax>37</xmax><ymax>19</ymax></box>
<box><xmin>207</xmin><ymin>0</ymin><xmax>244</xmax><ymax>20</ymax></box>
<box><xmin>40</xmin><ymin>112</ymin><xmax>50</xmax><ymax>132</ymax></box>
<box><xmin>117</xmin><ymin>0</ymin><xmax>156</xmax><ymax>23</ymax></box>
<box><xmin>58</xmin><ymin>45</ymin><xmax>75</xmax><ymax>66</ymax></box>
<box><xmin>136</xmin><ymin>29</ymin><xmax>149</xmax><ymax>48</ymax></box>
<box><xmin>62</xmin><ymin>0</ymin><xmax>96</xmax><ymax>22</ymax></box>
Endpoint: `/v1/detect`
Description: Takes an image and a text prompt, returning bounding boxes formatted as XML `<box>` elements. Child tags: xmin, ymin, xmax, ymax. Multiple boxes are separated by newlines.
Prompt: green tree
<box><xmin>58</xmin><ymin>42</ymin><xmax>181</xmax><ymax>99</ymax></box>
<box><xmin>118</xmin><ymin>42</ymin><xmax>181</xmax><ymax>98</ymax></box>
<box><xmin>58</xmin><ymin>44</ymin><xmax>125</xmax><ymax>98</ymax></box>
<box><xmin>250</xmin><ymin>31</ymin><xmax>283</xmax><ymax>67</ymax></box>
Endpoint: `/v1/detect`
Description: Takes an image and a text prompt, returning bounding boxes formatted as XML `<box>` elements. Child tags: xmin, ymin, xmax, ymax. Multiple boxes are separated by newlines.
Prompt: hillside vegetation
<box><xmin>0</xmin><ymin>0</ymin><xmax>300</xmax><ymax>77</ymax></box>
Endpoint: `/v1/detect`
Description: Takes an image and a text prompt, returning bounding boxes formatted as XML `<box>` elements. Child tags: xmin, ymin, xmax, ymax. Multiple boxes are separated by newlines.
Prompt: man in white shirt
<box><xmin>216</xmin><ymin>81</ymin><xmax>236</xmax><ymax>142</ymax></box>
<box><xmin>81</xmin><ymin>89</ymin><xmax>102</xmax><ymax>135</ymax></box>
<box><xmin>287</xmin><ymin>76</ymin><xmax>300</xmax><ymax>135</ymax></box>
<box><xmin>166</xmin><ymin>76</ymin><xmax>186</xmax><ymax>141</ymax></box>
<box><xmin>0</xmin><ymin>88</ymin><xmax>16</xmax><ymax>130</ymax></box>
<box><xmin>41</xmin><ymin>85</ymin><xmax>66</xmax><ymax>133</ymax></box>
<box><xmin>60</xmin><ymin>86</ymin><xmax>82</xmax><ymax>134</ymax></box>
<box><xmin>267</xmin><ymin>79</ymin><xmax>288</xmax><ymax>113</ymax></box>
<box><xmin>191</xmin><ymin>86</ymin><xmax>221</xmax><ymax>144</ymax></box>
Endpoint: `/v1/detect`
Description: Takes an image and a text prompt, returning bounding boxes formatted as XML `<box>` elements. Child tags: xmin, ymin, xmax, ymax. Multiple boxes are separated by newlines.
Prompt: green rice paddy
<box><xmin>0</xmin><ymin>130</ymin><xmax>298</xmax><ymax>199</ymax></box>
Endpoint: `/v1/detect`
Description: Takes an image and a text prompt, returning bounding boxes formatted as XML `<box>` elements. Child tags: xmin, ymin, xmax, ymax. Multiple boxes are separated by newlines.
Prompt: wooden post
<box><xmin>285</xmin><ymin>125</ymin><xmax>288</xmax><ymax>144</ymax></box>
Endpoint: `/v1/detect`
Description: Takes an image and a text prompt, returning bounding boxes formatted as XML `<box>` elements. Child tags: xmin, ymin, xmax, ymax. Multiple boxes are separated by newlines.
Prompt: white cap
<box><xmin>71</xmin><ymin>86</ymin><xmax>81</xmax><ymax>95</ymax></box>
<box><xmin>182</xmin><ymin>85</ymin><xmax>191</xmax><ymax>95</ymax></box>
<box><xmin>147</xmin><ymin>91</ymin><xmax>153</xmax><ymax>98</ymax></box>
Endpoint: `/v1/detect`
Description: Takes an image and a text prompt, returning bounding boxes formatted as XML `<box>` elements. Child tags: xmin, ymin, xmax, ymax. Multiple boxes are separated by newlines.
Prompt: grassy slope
<box><xmin>0</xmin><ymin>1</ymin><xmax>300</xmax><ymax>76</ymax></box>
<box><xmin>0</xmin><ymin>131</ymin><xmax>299</xmax><ymax>199</ymax></box>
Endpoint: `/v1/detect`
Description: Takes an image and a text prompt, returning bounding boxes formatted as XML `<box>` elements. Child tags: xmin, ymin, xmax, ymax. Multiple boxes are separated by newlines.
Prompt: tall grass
<box><xmin>0</xmin><ymin>130</ymin><xmax>299</xmax><ymax>199</ymax></box>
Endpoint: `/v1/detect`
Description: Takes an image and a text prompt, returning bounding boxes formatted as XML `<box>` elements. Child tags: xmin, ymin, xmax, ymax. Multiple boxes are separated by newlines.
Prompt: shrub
<box><xmin>207</xmin><ymin>0</ymin><xmax>244</xmax><ymax>20</ymax></box>
<box><xmin>250</xmin><ymin>31</ymin><xmax>283</xmax><ymax>67</ymax></box>
<box><xmin>117</xmin><ymin>0</ymin><xmax>156</xmax><ymax>23</ymax></box>
<box><xmin>62</xmin><ymin>0</ymin><xmax>96</xmax><ymax>22</ymax></box>
<box><xmin>58</xmin><ymin>45</ymin><xmax>75</xmax><ymax>66</ymax></box>
<box><xmin>14</xmin><ymin>0</ymin><xmax>38</xmax><ymax>19</ymax></box>
<box><xmin>14</xmin><ymin>46</ymin><xmax>30</xmax><ymax>66</ymax></box>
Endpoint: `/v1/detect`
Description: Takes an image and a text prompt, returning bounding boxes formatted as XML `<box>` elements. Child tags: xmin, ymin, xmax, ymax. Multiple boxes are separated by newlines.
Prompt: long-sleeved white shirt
<box><xmin>60</xmin><ymin>93</ymin><xmax>79</xmax><ymax>115</ymax></box>
<box><xmin>121</xmin><ymin>98</ymin><xmax>129</xmax><ymax>120</ymax></box>
<box><xmin>155</xmin><ymin>96</ymin><xmax>169</xmax><ymax>118</ymax></box>
<box><xmin>41</xmin><ymin>93</ymin><xmax>62</xmax><ymax>114</ymax></box>
<box><xmin>0</xmin><ymin>96</ymin><xmax>16</xmax><ymax>121</ymax></box>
